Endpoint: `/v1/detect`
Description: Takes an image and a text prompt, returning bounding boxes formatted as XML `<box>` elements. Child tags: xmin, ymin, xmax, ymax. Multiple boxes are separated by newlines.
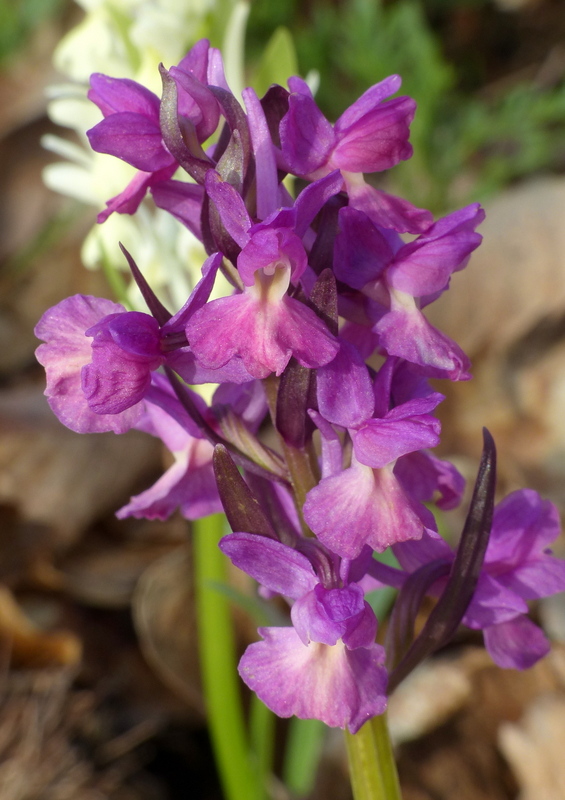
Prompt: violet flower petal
<box><xmin>117</xmin><ymin>438</ymin><xmax>221</xmax><ymax>521</ymax></box>
<box><xmin>483</xmin><ymin>616</ymin><xmax>550</xmax><ymax>670</ymax></box>
<box><xmin>220</xmin><ymin>532</ymin><xmax>318</xmax><ymax>599</ymax></box>
<box><xmin>87</xmin><ymin>112</ymin><xmax>172</xmax><ymax>172</ymax></box>
<box><xmin>317</xmin><ymin>339</ymin><xmax>375</xmax><ymax>428</ymax></box>
<box><xmin>239</xmin><ymin>628</ymin><xmax>387</xmax><ymax>733</ymax></box>
<box><xmin>352</xmin><ymin>415</ymin><xmax>441</xmax><ymax>469</ymax></box>
<box><xmin>35</xmin><ymin>295</ymin><xmax>142</xmax><ymax>434</ymax></box>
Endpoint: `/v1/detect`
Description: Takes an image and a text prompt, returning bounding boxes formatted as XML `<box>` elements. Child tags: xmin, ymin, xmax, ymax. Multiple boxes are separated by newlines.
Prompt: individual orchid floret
<box><xmin>280</xmin><ymin>75</ymin><xmax>415</xmax><ymax>180</ymax></box>
<box><xmin>335</xmin><ymin>203</ymin><xmax>484</xmax><ymax>380</ymax></box>
<box><xmin>306</xmin><ymin>360</ymin><xmax>442</xmax><ymax>557</ymax></box>
<box><xmin>117</xmin><ymin>378</ymin><xmax>222</xmax><ymax>521</ymax></box>
<box><xmin>185</xmin><ymin>172</ymin><xmax>341</xmax><ymax>378</ymax></box>
<box><xmin>393</xmin><ymin>489</ymin><xmax>565</xmax><ymax>669</ymax></box>
<box><xmin>220</xmin><ymin>532</ymin><xmax>387</xmax><ymax>733</ymax></box>
<box><xmin>87</xmin><ymin>39</ymin><xmax>222</xmax><ymax>222</ymax></box>
<box><xmin>35</xmin><ymin>294</ymin><xmax>146</xmax><ymax>434</ymax></box>
<box><xmin>34</xmin><ymin>252</ymin><xmax>246</xmax><ymax>433</ymax></box>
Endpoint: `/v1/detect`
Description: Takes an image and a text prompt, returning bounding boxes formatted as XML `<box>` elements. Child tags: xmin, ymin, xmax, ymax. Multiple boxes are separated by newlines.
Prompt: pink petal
<box><xmin>239</xmin><ymin>627</ymin><xmax>387</xmax><ymax>733</ymax></box>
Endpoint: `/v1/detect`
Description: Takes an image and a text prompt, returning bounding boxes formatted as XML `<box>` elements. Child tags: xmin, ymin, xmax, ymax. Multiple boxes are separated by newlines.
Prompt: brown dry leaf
<box><xmin>388</xmin><ymin>648</ymin><xmax>491</xmax><ymax>744</ymax></box>
<box><xmin>499</xmin><ymin>693</ymin><xmax>565</xmax><ymax>800</ymax></box>
<box><xmin>63</xmin><ymin>540</ymin><xmax>181</xmax><ymax>609</ymax></box>
<box><xmin>396</xmin><ymin>644</ymin><xmax>565</xmax><ymax>800</ymax></box>
<box><xmin>0</xmin><ymin>386</ymin><xmax>162</xmax><ymax>547</ymax></box>
<box><xmin>0</xmin><ymin>585</ymin><xmax>80</xmax><ymax>669</ymax></box>
<box><xmin>132</xmin><ymin>546</ymin><xmax>203</xmax><ymax>715</ymax></box>
<box><xmin>428</xmin><ymin>177</ymin><xmax>565</xmax><ymax>499</ymax></box>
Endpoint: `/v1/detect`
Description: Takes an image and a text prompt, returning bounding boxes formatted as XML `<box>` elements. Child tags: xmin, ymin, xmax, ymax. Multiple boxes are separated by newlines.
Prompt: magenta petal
<box><xmin>331</xmin><ymin>95</ymin><xmax>415</xmax><ymax>173</ymax></box>
<box><xmin>280</xmin><ymin>90</ymin><xmax>335</xmax><ymax>177</ymax></box>
<box><xmin>463</xmin><ymin>573</ymin><xmax>528</xmax><ymax>628</ymax></box>
<box><xmin>293</xmin><ymin>171</ymin><xmax>344</xmax><ymax>238</ymax></box>
<box><xmin>375</xmin><ymin>303</ymin><xmax>471</xmax><ymax>381</ymax></box>
<box><xmin>97</xmin><ymin>164</ymin><xmax>176</xmax><ymax>222</ymax></box>
<box><xmin>290</xmin><ymin>584</ymin><xmax>372</xmax><ymax>647</ymax></box>
<box><xmin>483</xmin><ymin>617</ymin><xmax>550</xmax><ymax>670</ymax></box>
<box><xmin>220</xmin><ymin>533</ymin><xmax>318</xmax><ymax>599</ymax></box>
<box><xmin>243</xmin><ymin>87</ymin><xmax>279</xmax><ymax>220</ymax></box>
<box><xmin>304</xmin><ymin>461</ymin><xmax>427</xmax><ymax>558</ymax></box>
<box><xmin>346</xmin><ymin>180</ymin><xmax>433</xmax><ymax>234</ymax></box>
<box><xmin>237</xmin><ymin>227</ymin><xmax>307</xmax><ymax>286</ymax></box>
<box><xmin>88</xmin><ymin>74</ymin><xmax>160</xmax><ymax>117</ymax></box>
<box><xmin>81</xmin><ymin>343</ymin><xmax>153</xmax><ymax>414</ymax></box>
<box><xmin>117</xmin><ymin>438</ymin><xmax>221</xmax><ymax>521</ymax></box>
<box><xmin>352</xmin><ymin>415</ymin><xmax>440</xmax><ymax>469</ymax></box>
<box><xmin>187</xmin><ymin>292</ymin><xmax>337</xmax><ymax>379</ymax></box>
<box><xmin>35</xmin><ymin>295</ymin><xmax>141</xmax><ymax>434</ymax></box>
<box><xmin>395</xmin><ymin>450</ymin><xmax>465</xmax><ymax>510</ymax></box>
<box><xmin>150</xmin><ymin>180</ymin><xmax>204</xmax><ymax>238</ymax></box>
<box><xmin>333</xmin><ymin>207</ymin><xmax>394</xmax><ymax>289</ymax></box>
<box><xmin>317</xmin><ymin>339</ymin><xmax>375</xmax><ymax>428</ymax></box>
<box><xmin>239</xmin><ymin>627</ymin><xmax>387</xmax><ymax>732</ymax></box>
<box><xmin>205</xmin><ymin>170</ymin><xmax>252</xmax><ymax>248</ymax></box>
<box><xmin>496</xmin><ymin>557</ymin><xmax>565</xmax><ymax>602</ymax></box>
<box><xmin>87</xmin><ymin>113</ymin><xmax>172</xmax><ymax>172</ymax></box>
<box><xmin>388</xmin><ymin>230</ymin><xmax>483</xmax><ymax>296</ymax></box>
<box><xmin>334</xmin><ymin>75</ymin><xmax>403</xmax><ymax>130</ymax></box>
<box><xmin>487</xmin><ymin>489</ymin><xmax>561</xmax><ymax>566</ymax></box>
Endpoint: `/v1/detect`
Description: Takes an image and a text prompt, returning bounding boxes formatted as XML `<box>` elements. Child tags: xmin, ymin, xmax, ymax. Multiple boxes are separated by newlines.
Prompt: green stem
<box><xmin>344</xmin><ymin>714</ymin><xmax>402</xmax><ymax>800</ymax></box>
<box><xmin>283</xmin><ymin>717</ymin><xmax>326</xmax><ymax>797</ymax></box>
<box><xmin>193</xmin><ymin>514</ymin><xmax>260</xmax><ymax>800</ymax></box>
<box><xmin>250</xmin><ymin>695</ymin><xmax>275</xmax><ymax>800</ymax></box>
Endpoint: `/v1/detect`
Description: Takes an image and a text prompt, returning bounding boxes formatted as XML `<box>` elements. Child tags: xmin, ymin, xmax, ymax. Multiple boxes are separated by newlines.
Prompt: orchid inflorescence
<box><xmin>35</xmin><ymin>39</ymin><xmax>565</xmax><ymax>734</ymax></box>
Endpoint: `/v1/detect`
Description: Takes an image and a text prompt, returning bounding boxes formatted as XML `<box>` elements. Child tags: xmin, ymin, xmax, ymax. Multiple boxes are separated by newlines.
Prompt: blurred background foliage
<box><xmin>245</xmin><ymin>0</ymin><xmax>565</xmax><ymax>211</ymax></box>
<box><xmin>3</xmin><ymin>0</ymin><xmax>565</xmax><ymax>213</ymax></box>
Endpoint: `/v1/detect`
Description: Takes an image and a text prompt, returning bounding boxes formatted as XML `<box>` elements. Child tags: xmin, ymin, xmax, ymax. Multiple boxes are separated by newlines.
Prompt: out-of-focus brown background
<box><xmin>2</xmin><ymin>1</ymin><xmax>565</xmax><ymax>798</ymax></box>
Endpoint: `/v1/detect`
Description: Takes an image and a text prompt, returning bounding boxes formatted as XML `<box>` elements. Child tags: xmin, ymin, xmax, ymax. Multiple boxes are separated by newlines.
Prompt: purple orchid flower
<box><xmin>117</xmin><ymin>376</ymin><xmax>222</xmax><ymax>520</ymax></box>
<box><xmin>185</xmin><ymin>171</ymin><xmax>342</xmax><ymax>378</ymax></box>
<box><xmin>87</xmin><ymin>39</ymin><xmax>221</xmax><ymax>222</ymax></box>
<box><xmin>334</xmin><ymin>203</ymin><xmax>484</xmax><ymax>380</ymax></box>
<box><xmin>280</xmin><ymin>75</ymin><xmax>415</xmax><ymax>179</ymax></box>
<box><xmin>305</xmin><ymin>355</ymin><xmax>443</xmax><ymax>557</ymax></box>
<box><xmin>393</xmin><ymin>489</ymin><xmax>565</xmax><ymax>669</ymax></box>
<box><xmin>279</xmin><ymin>76</ymin><xmax>432</xmax><ymax>233</ymax></box>
<box><xmin>34</xmin><ymin>253</ymin><xmax>253</xmax><ymax>433</ymax></box>
<box><xmin>220</xmin><ymin>532</ymin><xmax>387</xmax><ymax>732</ymax></box>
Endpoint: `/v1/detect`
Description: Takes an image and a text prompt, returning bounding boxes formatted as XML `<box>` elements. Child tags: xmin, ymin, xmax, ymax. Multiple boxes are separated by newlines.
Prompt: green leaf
<box><xmin>250</xmin><ymin>26</ymin><xmax>298</xmax><ymax>97</ymax></box>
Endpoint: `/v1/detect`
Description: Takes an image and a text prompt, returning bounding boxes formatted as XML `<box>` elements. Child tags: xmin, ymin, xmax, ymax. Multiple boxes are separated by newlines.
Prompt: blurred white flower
<box><xmin>44</xmin><ymin>0</ymin><xmax>240</xmax><ymax>308</ymax></box>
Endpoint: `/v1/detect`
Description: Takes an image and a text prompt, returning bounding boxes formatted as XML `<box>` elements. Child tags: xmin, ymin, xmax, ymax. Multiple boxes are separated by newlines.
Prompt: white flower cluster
<box><xmin>43</xmin><ymin>0</ymin><xmax>237</xmax><ymax>309</ymax></box>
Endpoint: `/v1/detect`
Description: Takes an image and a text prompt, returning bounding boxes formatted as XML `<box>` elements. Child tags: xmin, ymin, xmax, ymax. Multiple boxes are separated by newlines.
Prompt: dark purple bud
<box><xmin>388</xmin><ymin>428</ymin><xmax>497</xmax><ymax>691</ymax></box>
<box><xmin>213</xmin><ymin>444</ymin><xmax>277</xmax><ymax>538</ymax></box>
<box><xmin>276</xmin><ymin>357</ymin><xmax>316</xmax><ymax>448</ymax></box>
